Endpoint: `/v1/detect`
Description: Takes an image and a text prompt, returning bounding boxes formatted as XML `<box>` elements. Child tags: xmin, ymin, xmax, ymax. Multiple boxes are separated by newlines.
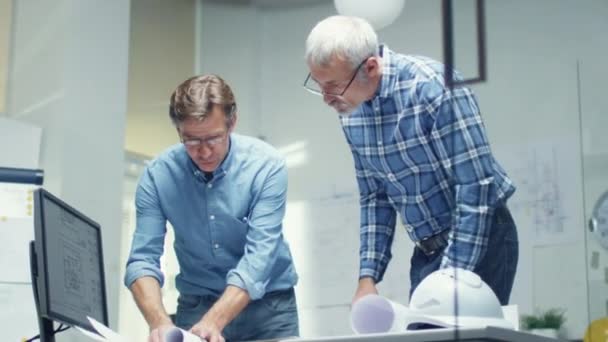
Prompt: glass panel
<box><xmin>580</xmin><ymin>57</ymin><xmax>608</xmax><ymax>328</ymax></box>
<box><xmin>118</xmin><ymin>0</ymin><xmax>196</xmax><ymax>339</ymax></box>
<box><xmin>122</xmin><ymin>1</ymin><xmax>608</xmax><ymax>340</ymax></box>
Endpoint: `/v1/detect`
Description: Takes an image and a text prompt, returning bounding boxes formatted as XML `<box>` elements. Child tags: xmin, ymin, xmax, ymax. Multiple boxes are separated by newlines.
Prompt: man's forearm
<box><xmin>130</xmin><ymin>276</ymin><xmax>173</xmax><ymax>329</ymax></box>
<box><xmin>203</xmin><ymin>285</ymin><xmax>251</xmax><ymax>330</ymax></box>
<box><xmin>358</xmin><ymin>276</ymin><xmax>376</xmax><ymax>287</ymax></box>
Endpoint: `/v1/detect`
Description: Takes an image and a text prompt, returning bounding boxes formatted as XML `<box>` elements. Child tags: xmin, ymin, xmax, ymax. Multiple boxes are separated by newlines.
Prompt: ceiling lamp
<box><xmin>334</xmin><ymin>0</ymin><xmax>405</xmax><ymax>30</ymax></box>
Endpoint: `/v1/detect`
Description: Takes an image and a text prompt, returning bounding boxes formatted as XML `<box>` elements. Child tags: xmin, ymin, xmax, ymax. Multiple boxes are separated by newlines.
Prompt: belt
<box><xmin>415</xmin><ymin>229</ymin><xmax>450</xmax><ymax>256</ymax></box>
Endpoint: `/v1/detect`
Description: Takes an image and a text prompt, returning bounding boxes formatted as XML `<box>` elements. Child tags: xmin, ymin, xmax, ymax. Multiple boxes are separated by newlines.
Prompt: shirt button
<box><xmin>210</xmin><ymin>215</ymin><xmax>215</xmax><ymax>220</ymax></box>
<box><xmin>377</xmin><ymin>141</ymin><xmax>382</xmax><ymax>145</ymax></box>
<box><xmin>207</xmin><ymin>183</ymin><xmax>213</xmax><ymax>188</ymax></box>
<box><xmin>388</xmin><ymin>173</ymin><xmax>395</xmax><ymax>180</ymax></box>
<box><xmin>214</xmin><ymin>243</ymin><xmax>220</xmax><ymax>249</ymax></box>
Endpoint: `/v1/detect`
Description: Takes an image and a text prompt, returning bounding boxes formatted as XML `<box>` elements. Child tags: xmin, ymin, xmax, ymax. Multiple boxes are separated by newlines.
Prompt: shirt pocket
<box><xmin>216</xmin><ymin>214</ymin><xmax>249</xmax><ymax>256</ymax></box>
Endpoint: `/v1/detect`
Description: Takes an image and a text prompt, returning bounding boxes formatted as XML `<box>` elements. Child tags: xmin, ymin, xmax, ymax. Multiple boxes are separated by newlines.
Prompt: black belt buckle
<box><xmin>416</xmin><ymin>230</ymin><xmax>450</xmax><ymax>256</ymax></box>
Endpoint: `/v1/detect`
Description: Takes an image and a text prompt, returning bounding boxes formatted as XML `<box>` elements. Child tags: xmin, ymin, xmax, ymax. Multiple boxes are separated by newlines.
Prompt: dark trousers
<box><xmin>175</xmin><ymin>288</ymin><xmax>299</xmax><ymax>342</ymax></box>
<box><xmin>409</xmin><ymin>205</ymin><xmax>519</xmax><ymax>305</ymax></box>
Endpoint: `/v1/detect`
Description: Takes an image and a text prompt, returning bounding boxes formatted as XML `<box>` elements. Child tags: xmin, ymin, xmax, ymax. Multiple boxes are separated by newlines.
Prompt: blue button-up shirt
<box><xmin>341</xmin><ymin>45</ymin><xmax>515</xmax><ymax>282</ymax></box>
<box><xmin>124</xmin><ymin>134</ymin><xmax>298</xmax><ymax>300</ymax></box>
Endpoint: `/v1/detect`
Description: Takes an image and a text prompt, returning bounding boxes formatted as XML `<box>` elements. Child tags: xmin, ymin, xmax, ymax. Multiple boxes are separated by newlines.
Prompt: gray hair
<box><xmin>305</xmin><ymin>15</ymin><xmax>379</xmax><ymax>70</ymax></box>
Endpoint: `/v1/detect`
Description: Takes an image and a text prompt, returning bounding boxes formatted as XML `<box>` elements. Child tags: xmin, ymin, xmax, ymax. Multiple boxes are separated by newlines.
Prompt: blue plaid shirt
<box><xmin>340</xmin><ymin>45</ymin><xmax>515</xmax><ymax>282</ymax></box>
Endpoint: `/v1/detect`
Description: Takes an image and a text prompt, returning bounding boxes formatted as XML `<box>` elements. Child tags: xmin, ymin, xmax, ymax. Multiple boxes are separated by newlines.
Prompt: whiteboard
<box><xmin>0</xmin><ymin>216</ymin><xmax>35</xmax><ymax>283</ymax></box>
<box><xmin>0</xmin><ymin>119</ymin><xmax>41</xmax><ymax>340</ymax></box>
<box><xmin>0</xmin><ymin>283</ymin><xmax>39</xmax><ymax>341</ymax></box>
<box><xmin>506</xmin><ymin>140</ymin><xmax>583</xmax><ymax>246</ymax></box>
<box><xmin>284</xmin><ymin>193</ymin><xmax>413</xmax><ymax>338</ymax></box>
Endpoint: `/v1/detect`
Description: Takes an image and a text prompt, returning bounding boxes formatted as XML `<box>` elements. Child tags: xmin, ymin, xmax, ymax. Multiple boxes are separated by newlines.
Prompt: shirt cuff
<box><xmin>226</xmin><ymin>270</ymin><xmax>267</xmax><ymax>300</ymax></box>
<box><xmin>124</xmin><ymin>261</ymin><xmax>165</xmax><ymax>288</ymax></box>
<box><xmin>359</xmin><ymin>258</ymin><xmax>386</xmax><ymax>283</ymax></box>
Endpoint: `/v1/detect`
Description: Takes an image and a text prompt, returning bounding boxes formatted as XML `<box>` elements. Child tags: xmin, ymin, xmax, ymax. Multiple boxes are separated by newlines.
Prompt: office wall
<box><xmin>125</xmin><ymin>0</ymin><xmax>196</xmax><ymax>157</ymax></box>
<box><xmin>6</xmin><ymin>1</ymin><xmax>130</xmax><ymax>341</ymax></box>
<box><xmin>0</xmin><ymin>0</ymin><xmax>10</xmax><ymax>113</ymax></box>
<box><xmin>118</xmin><ymin>1</ymin><xmax>198</xmax><ymax>340</ymax></box>
<box><xmin>198</xmin><ymin>0</ymin><xmax>261</xmax><ymax>137</ymax></box>
<box><xmin>199</xmin><ymin>0</ymin><xmax>608</xmax><ymax>338</ymax></box>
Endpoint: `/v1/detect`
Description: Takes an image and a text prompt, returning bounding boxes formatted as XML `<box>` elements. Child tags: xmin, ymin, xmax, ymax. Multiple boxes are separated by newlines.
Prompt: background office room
<box><xmin>1</xmin><ymin>0</ymin><xmax>607</xmax><ymax>341</ymax></box>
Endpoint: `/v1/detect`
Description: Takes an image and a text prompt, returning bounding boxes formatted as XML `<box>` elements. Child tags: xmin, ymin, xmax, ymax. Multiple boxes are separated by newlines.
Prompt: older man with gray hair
<box><xmin>303</xmin><ymin>15</ymin><xmax>518</xmax><ymax>307</ymax></box>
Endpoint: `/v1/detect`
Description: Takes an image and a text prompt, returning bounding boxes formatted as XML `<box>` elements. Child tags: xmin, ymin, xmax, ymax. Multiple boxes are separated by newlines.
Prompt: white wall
<box><xmin>199</xmin><ymin>1</ymin><xmax>262</xmax><ymax>138</ymax></box>
<box><xmin>199</xmin><ymin>0</ymin><xmax>608</xmax><ymax>339</ymax></box>
<box><xmin>6</xmin><ymin>1</ymin><xmax>130</xmax><ymax>341</ymax></box>
<box><xmin>125</xmin><ymin>0</ymin><xmax>196</xmax><ymax>156</ymax></box>
<box><xmin>0</xmin><ymin>0</ymin><xmax>11</xmax><ymax>113</ymax></box>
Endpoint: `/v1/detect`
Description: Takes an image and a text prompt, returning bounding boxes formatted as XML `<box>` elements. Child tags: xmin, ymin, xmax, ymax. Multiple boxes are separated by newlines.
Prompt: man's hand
<box><xmin>352</xmin><ymin>277</ymin><xmax>378</xmax><ymax>306</ymax></box>
<box><xmin>148</xmin><ymin>323</ymin><xmax>176</xmax><ymax>342</ymax></box>
<box><xmin>190</xmin><ymin>317</ymin><xmax>224</xmax><ymax>342</ymax></box>
<box><xmin>188</xmin><ymin>285</ymin><xmax>249</xmax><ymax>342</ymax></box>
<box><xmin>129</xmin><ymin>277</ymin><xmax>175</xmax><ymax>342</ymax></box>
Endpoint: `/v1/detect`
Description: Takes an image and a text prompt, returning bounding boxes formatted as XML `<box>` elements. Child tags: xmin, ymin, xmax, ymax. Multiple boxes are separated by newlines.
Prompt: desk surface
<box><xmin>265</xmin><ymin>327</ymin><xmax>565</xmax><ymax>342</ymax></box>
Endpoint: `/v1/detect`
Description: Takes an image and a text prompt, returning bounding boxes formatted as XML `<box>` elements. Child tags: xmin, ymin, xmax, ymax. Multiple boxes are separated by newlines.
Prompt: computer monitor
<box><xmin>30</xmin><ymin>188</ymin><xmax>108</xmax><ymax>342</ymax></box>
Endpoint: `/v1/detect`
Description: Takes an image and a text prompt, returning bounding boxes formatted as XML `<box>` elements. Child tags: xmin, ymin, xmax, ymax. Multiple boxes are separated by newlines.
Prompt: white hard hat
<box><xmin>350</xmin><ymin>267</ymin><xmax>513</xmax><ymax>334</ymax></box>
<box><xmin>407</xmin><ymin>267</ymin><xmax>513</xmax><ymax>329</ymax></box>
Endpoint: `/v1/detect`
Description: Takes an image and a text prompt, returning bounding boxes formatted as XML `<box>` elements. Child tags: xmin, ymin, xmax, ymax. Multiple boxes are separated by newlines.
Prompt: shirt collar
<box><xmin>216</xmin><ymin>134</ymin><xmax>235</xmax><ymax>176</ymax></box>
<box><xmin>360</xmin><ymin>44</ymin><xmax>396</xmax><ymax>111</ymax></box>
<box><xmin>377</xmin><ymin>44</ymin><xmax>397</xmax><ymax>99</ymax></box>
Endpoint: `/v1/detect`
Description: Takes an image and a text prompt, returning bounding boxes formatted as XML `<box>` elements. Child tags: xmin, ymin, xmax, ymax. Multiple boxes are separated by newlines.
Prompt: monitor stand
<box><xmin>30</xmin><ymin>241</ymin><xmax>56</xmax><ymax>342</ymax></box>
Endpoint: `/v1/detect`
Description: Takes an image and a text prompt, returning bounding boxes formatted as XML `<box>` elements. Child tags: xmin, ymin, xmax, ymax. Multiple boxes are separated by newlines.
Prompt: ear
<box><xmin>228</xmin><ymin>112</ymin><xmax>238</xmax><ymax>133</ymax></box>
<box><xmin>365</xmin><ymin>56</ymin><xmax>382</xmax><ymax>78</ymax></box>
<box><xmin>175</xmin><ymin>122</ymin><xmax>184</xmax><ymax>138</ymax></box>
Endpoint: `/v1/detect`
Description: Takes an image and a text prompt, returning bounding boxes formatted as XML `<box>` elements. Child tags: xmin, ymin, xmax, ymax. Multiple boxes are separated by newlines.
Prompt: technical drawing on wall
<box><xmin>506</xmin><ymin>141</ymin><xmax>583</xmax><ymax>246</ymax></box>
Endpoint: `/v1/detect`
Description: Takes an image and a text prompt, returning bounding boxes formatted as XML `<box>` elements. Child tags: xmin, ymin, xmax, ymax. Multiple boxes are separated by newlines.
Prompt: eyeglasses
<box><xmin>181</xmin><ymin>133</ymin><xmax>227</xmax><ymax>149</ymax></box>
<box><xmin>303</xmin><ymin>58</ymin><xmax>369</xmax><ymax>96</ymax></box>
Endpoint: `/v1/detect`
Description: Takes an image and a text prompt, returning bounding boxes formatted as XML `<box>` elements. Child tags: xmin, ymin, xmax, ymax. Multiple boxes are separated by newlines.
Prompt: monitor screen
<box><xmin>33</xmin><ymin>189</ymin><xmax>108</xmax><ymax>332</ymax></box>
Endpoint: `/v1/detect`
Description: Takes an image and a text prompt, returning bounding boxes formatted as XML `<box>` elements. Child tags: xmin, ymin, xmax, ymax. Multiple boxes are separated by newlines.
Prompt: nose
<box><xmin>198</xmin><ymin>144</ymin><xmax>213</xmax><ymax>159</ymax></box>
<box><xmin>323</xmin><ymin>92</ymin><xmax>337</xmax><ymax>104</ymax></box>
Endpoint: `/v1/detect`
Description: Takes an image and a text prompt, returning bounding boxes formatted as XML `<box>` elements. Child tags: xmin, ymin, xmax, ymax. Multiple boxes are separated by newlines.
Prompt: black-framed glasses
<box><xmin>303</xmin><ymin>58</ymin><xmax>369</xmax><ymax>96</ymax></box>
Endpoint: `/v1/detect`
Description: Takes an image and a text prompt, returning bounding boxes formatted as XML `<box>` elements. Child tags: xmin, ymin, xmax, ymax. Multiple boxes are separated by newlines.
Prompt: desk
<box><xmin>268</xmin><ymin>327</ymin><xmax>564</xmax><ymax>342</ymax></box>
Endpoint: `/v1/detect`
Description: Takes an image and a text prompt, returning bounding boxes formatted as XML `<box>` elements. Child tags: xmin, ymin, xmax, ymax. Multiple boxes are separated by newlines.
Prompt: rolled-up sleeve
<box><xmin>124</xmin><ymin>167</ymin><xmax>167</xmax><ymax>288</ymax></box>
<box><xmin>225</xmin><ymin>159</ymin><xmax>288</xmax><ymax>300</ymax></box>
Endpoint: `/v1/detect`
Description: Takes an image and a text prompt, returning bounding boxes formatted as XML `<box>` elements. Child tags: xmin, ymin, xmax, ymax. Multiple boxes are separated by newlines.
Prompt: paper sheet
<box><xmin>75</xmin><ymin>326</ymin><xmax>107</xmax><ymax>341</ymax></box>
<box><xmin>0</xmin><ymin>216</ymin><xmax>34</xmax><ymax>282</ymax></box>
<box><xmin>85</xmin><ymin>316</ymin><xmax>203</xmax><ymax>342</ymax></box>
<box><xmin>0</xmin><ymin>283</ymin><xmax>39</xmax><ymax>341</ymax></box>
<box><xmin>0</xmin><ymin>182</ymin><xmax>37</xmax><ymax>218</ymax></box>
<box><xmin>501</xmin><ymin>305</ymin><xmax>520</xmax><ymax>331</ymax></box>
<box><xmin>88</xmin><ymin>317</ymin><xmax>128</xmax><ymax>342</ymax></box>
<box><xmin>165</xmin><ymin>328</ymin><xmax>205</xmax><ymax>342</ymax></box>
